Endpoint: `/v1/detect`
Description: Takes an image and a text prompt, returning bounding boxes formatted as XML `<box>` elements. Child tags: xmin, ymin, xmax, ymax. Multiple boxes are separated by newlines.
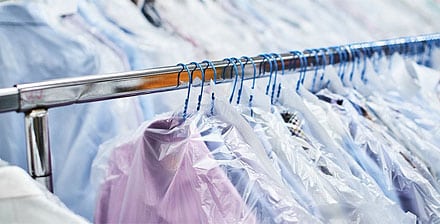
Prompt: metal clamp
<box><xmin>25</xmin><ymin>109</ymin><xmax>53</xmax><ymax>192</ymax></box>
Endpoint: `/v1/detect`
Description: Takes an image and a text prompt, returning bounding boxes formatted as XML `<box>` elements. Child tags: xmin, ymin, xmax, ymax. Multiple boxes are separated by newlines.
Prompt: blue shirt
<box><xmin>0</xmin><ymin>2</ymin><xmax>143</xmax><ymax>221</ymax></box>
<box><xmin>316</xmin><ymin>89</ymin><xmax>440</xmax><ymax>223</ymax></box>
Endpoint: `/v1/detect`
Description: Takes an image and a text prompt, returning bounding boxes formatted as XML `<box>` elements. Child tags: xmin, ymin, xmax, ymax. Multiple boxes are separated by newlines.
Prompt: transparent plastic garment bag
<box><xmin>353</xmin><ymin>55</ymin><xmax>437</xmax><ymax>192</ymax></box>
<box><xmin>231</xmin><ymin>67</ymin><xmax>416</xmax><ymax>223</ymax></box>
<box><xmin>91</xmin><ymin>78</ymin><xmax>321</xmax><ymax>223</ymax></box>
<box><xmin>357</xmin><ymin>53</ymin><xmax>440</xmax><ymax>183</ymax></box>
<box><xmin>294</xmin><ymin>52</ymin><xmax>440</xmax><ymax>223</ymax></box>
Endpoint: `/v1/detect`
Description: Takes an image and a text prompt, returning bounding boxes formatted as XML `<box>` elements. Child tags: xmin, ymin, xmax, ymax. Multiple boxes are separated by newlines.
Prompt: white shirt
<box><xmin>0</xmin><ymin>163</ymin><xmax>88</xmax><ymax>223</ymax></box>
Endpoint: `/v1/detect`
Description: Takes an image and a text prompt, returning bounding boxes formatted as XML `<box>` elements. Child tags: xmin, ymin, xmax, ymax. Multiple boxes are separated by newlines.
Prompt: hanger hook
<box><xmin>377</xmin><ymin>43</ymin><xmax>385</xmax><ymax>59</ymax></box>
<box><xmin>341</xmin><ymin>46</ymin><xmax>350</xmax><ymax>83</ymax></box>
<box><xmin>264</xmin><ymin>54</ymin><xmax>278</xmax><ymax>104</ymax></box>
<box><xmin>426</xmin><ymin>39</ymin><xmax>434</xmax><ymax>67</ymax></box>
<box><xmin>386</xmin><ymin>40</ymin><xmax>394</xmax><ymax>69</ymax></box>
<box><xmin>290</xmin><ymin>50</ymin><xmax>306</xmax><ymax>92</ymax></box>
<box><xmin>360</xmin><ymin>44</ymin><xmax>368</xmax><ymax>83</ymax></box>
<box><xmin>300</xmin><ymin>52</ymin><xmax>308</xmax><ymax>86</ymax></box>
<box><xmin>241</xmin><ymin>56</ymin><xmax>257</xmax><ymax>116</ymax></box>
<box><xmin>347</xmin><ymin>45</ymin><xmax>357</xmax><ymax>82</ymax></box>
<box><xmin>370</xmin><ymin>44</ymin><xmax>379</xmax><ymax>73</ymax></box>
<box><xmin>304</xmin><ymin>48</ymin><xmax>321</xmax><ymax>92</ymax></box>
<box><xmin>258</xmin><ymin>54</ymin><xmax>274</xmax><ymax>96</ymax></box>
<box><xmin>189</xmin><ymin>62</ymin><xmax>205</xmax><ymax>112</ymax></box>
<box><xmin>176</xmin><ymin>63</ymin><xmax>193</xmax><ymax>119</ymax></box>
<box><xmin>201</xmin><ymin>60</ymin><xmax>217</xmax><ymax>115</ymax></box>
<box><xmin>317</xmin><ymin>48</ymin><xmax>328</xmax><ymax>89</ymax></box>
<box><xmin>223</xmin><ymin>58</ymin><xmax>239</xmax><ymax>104</ymax></box>
<box><xmin>240</xmin><ymin>56</ymin><xmax>257</xmax><ymax>91</ymax></box>
<box><xmin>231</xmin><ymin>57</ymin><xmax>245</xmax><ymax>105</ymax></box>
<box><xmin>413</xmin><ymin>40</ymin><xmax>423</xmax><ymax>64</ymax></box>
<box><xmin>419</xmin><ymin>41</ymin><xmax>427</xmax><ymax>65</ymax></box>
<box><xmin>329</xmin><ymin>46</ymin><xmax>343</xmax><ymax>78</ymax></box>
<box><xmin>221</xmin><ymin>58</ymin><xmax>232</xmax><ymax>80</ymax></box>
<box><xmin>334</xmin><ymin>46</ymin><xmax>344</xmax><ymax>79</ymax></box>
<box><xmin>270</xmin><ymin>53</ymin><xmax>285</xmax><ymax>101</ymax></box>
<box><xmin>387</xmin><ymin>41</ymin><xmax>394</xmax><ymax>57</ymax></box>
<box><xmin>400</xmin><ymin>40</ymin><xmax>406</xmax><ymax>56</ymax></box>
<box><xmin>413</xmin><ymin>39</ymin><xmax>419</xmax><ymax>63</ymax></box>
<box><xmin>290</xmin><ymin>51</ymin><xmax>304</xmax><ymax>92</ymax></box>
<box><xmin>405</xmin><ymin>37</ymin><xmax>414</xmax><ymax>60</ymax></box>
<box><xmin>355</xmin><ymin>46</ymin><xmax>362</xmax><ymax>74</ymax></box>
<box><xmin>201</xmin><ymin>60</ymin><xmax>217</xmax><ymax>84</ymax></box>
<box><xmin>328</xmin><ymin>47</ymin><xmax>336</xmax><ymax>65</ymax></box>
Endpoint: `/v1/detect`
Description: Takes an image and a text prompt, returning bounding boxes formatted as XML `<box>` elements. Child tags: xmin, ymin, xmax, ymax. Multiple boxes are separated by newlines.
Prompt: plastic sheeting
<box><xmin>92</xmin><ymin>105</ymin><xmax>323</xmax><ymax>223</ymax></box>
<box><xmin>314</xmin><ymin>89</ymin><xmax>440</xmax><ymax>223</ymax></box>
<box><xmin>90</xmin><ymin>49</ymin><xmax>440</xmax><ymax>223</ymax></box>
<box><xmin>238</xmin><ymin>82</ymin><xmax>416</xmax><ymax>223</ymax></box>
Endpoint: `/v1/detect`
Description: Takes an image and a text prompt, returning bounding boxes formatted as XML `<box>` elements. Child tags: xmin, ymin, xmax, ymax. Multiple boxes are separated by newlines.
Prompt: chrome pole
<box><xmin>25</xmin><ymin>109</ymin><xmax>53</xmax><ymax>192</ymax></box>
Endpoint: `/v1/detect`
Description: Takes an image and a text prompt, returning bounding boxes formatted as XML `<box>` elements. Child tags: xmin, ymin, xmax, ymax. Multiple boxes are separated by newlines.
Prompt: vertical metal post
<box><xmin>25</xmin><ymin>109</ymin><xmax>53</xmax><ymax>192</ymax></box>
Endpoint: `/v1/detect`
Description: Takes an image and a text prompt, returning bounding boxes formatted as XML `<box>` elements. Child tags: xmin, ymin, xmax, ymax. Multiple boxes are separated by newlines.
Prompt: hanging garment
<box><xmin>359</xmin><ymin>56</ymin><xmax>440</xmax><ymax>184</ymax></box>
<box><xmin>77</xmin><ymin>0</ymin><xmax>149</xmax><ymax>70</ymax></box>
<box><xmin>0</xmin><ymin>160</ymin><xmax>88</xmax><ymax>223</ymax></box>
<box><xmin>90</xmin><ymin>0</ymin><xmax>197</xmax><ymax>66</ymax></box>
<box><xmin>92</xmin><ymin>92</ymin><xmax>323</xmax><ymax>223</ymax></box>
<box><xmin>0</xmin><ymin>1</ymin><xmax>144</xmax><ymax>221</ymax></box>
<box><xmin>249</xmin><ymin>121</ymin><xmax>323</xmax><ymax>218</ymax></box>
<box><xmin>198</xmin><ymin>98</ymin><xmax>321</xmax><ymax>223</ymax></box>
<box><xmin>93</xmin><ymin>113</ymin><xmax>257</xmax><ymax>223</ymax></box>
<box><xmin>309</xmin><ymin>53</ymin><xmax>440</xmax><ymax>223</ymax></box>
<box><xmin>0</xmin><ymin>0</ymin><xmax>98</xmax><ymax>184</ymax></box>
<box><xmin>0</xmin><ymin>2</ymin><xmax>98</xmax><ymax>88</ymax></box>
<box><xmin>236</xmin><ymin>82</ymin><xmax>415</xmax><ymax>223</ymax></box>
<box><xmin>407</xmin><ymin>61</ymin><xmax>440</xmax><ymax>112</ymax></box>
<box><xmin>59</xmin><ymin>13</ymin><xmax>131</xmax><ymax>72</ymax></box>
<box><xmin>277</xmin><ymin>82</ymin><xmax>377</xmax><ymax>184</ymax></box>
<box><xmin>0</xmin><ymin>1</ymin><xmax>440</xmax><ymax>223</ymax></box>
<box><xmin>314</xmin><ymin>88</ymin><xmax>440</xmax><ymax>223</ymax></box>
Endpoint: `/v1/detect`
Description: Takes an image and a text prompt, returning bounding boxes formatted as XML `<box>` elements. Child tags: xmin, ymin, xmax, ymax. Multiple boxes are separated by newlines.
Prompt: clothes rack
<box><xmin>0</xmin><ymin>33</ymin><xmax>439</xmax><ymax>192</ymax></box>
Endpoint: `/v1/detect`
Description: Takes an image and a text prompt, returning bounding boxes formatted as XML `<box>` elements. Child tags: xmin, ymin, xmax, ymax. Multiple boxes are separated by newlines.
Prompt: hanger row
<box><xmin>1</xmin><ymin>33</ymin><xmax>438</xmax><ymax>114</ymax></box>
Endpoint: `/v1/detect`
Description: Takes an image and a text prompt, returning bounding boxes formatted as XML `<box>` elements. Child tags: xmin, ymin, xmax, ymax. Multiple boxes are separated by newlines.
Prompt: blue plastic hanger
<box><xmin>270</xmin><ymin>53</ymin><xmax>285</xmax><ymax>101</ymax></box>
<box><xmin>317</xmin><ymin>48</ymin><xmax>328</xmax><ymax>90</ymax></box>
<box><xmin>231</xmin><ymin>57</ymin><xmax>245</xmax><ymax>105</ymax></box>
<box><xmin>189</xmin><ymin>61</ymin><xmax>206</xmax><ymax>112</ymax></box>
<box><xmin>240</xmin><ymin>56</ymin><xmax>257</xmax><ymax>116</ymax></box>
<box><xmin>202</xmin><ymin>60</ymin><xmax>217</xmax><ymax>115</ymax></box>
<box><xmin>263</xmin><ymin>53</ymin><xmax>278</xmax><ymax>104</ymax></box>
<box><xmin>223</xmin><ymin>58</ymin><xmax>240</xmax><ymax>104</ymax></box>
<box><xmin>176</xmin><ymin>63</ymin><xmax>193</xmax><ymax>119</ymax></box>
<box><xmin>258</xmin><ymin>54</ymin><xmax>274</xmax><ymax>96</ymax></box>
<box><xmin>290</xmin><ymin>50</ymin><xmax>306</xmax><ymax>92</ymax></box>
<box><xmin>304</xmin><ymin>48</ymin><xmax>320</xmax><ymax>92</ymax></box>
